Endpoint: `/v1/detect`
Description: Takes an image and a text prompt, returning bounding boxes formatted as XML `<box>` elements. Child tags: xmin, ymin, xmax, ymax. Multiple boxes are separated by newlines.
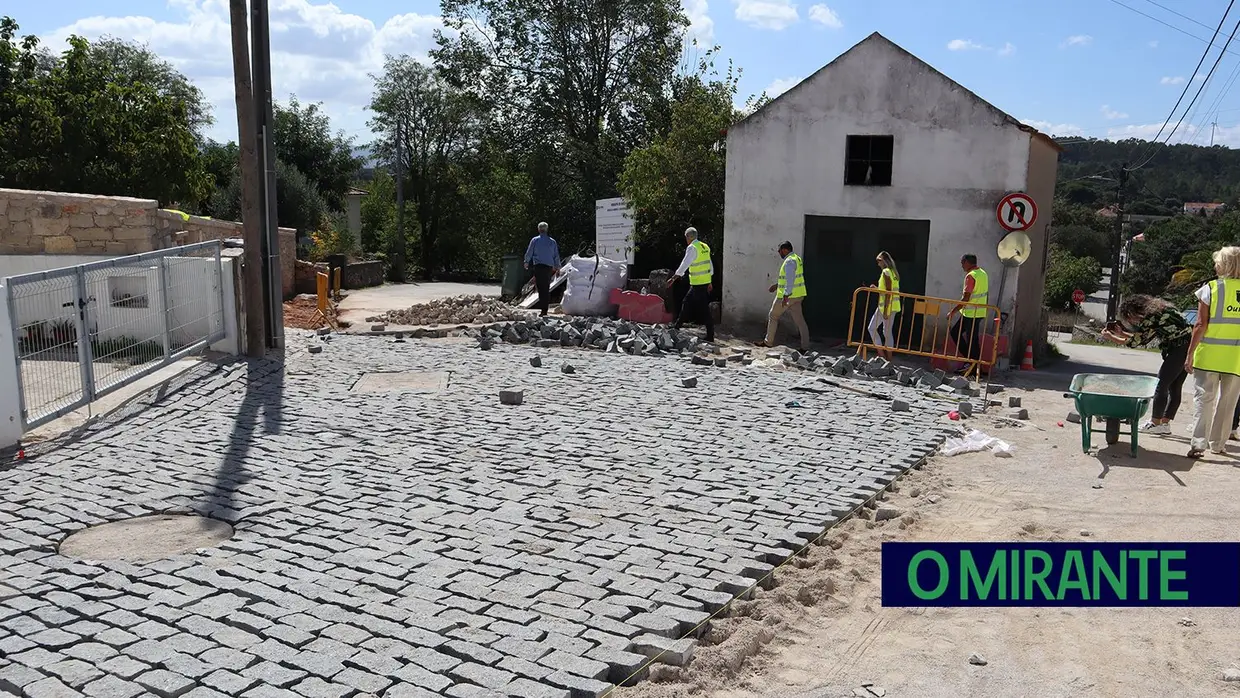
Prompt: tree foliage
<box><xmin>432</xmin><ymin>0</ymin><xmax>687</xmax><ymax>250</ymax></box>
<box><xmin>1055</xmin><ymin>138</ymin><xmax>1240</xmax><ymax>214</ymax></box>
<box><xmin>274</xmin><ymin>95</ymin><xmax>362</xmax><ymax>210</ymax></box>
<box><xmin>87</xmin><ymin>36</ymin><xmax>213</xmax><ymax>138</ymax></box>
<box><xmin>0</xmin><ymin>17</ymin><xmax>209</xmax><ymax>205</ymax></box>
<box><xmin>1050</xmin><ymin>201</ymin><xmax>1112</xmax><ymax>266</ymax></box>
<box><xmin>1044</xmin><ymin>244</ymin><xmax>1102</xmax><ymax>310</ymax></box>
<box><xmin>618</xmin><ymin>46</ymin><xmax>738</xmax><ymax>272</ymax></box>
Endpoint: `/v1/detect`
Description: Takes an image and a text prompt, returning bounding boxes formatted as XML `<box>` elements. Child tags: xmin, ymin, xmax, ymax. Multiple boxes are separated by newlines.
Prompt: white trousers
<box><xmin>868</xmin><ymin>310</ymin><xmax>895</xmax><ymax>348</ymax></box>
<box><xmin>1191</xmin><ymin>369</ymin><xmax>1240</xmax><ymax>452</ymax></box>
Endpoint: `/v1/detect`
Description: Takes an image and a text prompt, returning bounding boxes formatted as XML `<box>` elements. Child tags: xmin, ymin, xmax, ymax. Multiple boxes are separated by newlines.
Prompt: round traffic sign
<box><xmin>1072</xmin><ymin>288</ymin><xmax>1086</xmax><ymax>304</ymax></box>
<box><xmin>997</xmin><ymin>192</ymin><xmax>1038</xmax><ymax>232</ymax></box>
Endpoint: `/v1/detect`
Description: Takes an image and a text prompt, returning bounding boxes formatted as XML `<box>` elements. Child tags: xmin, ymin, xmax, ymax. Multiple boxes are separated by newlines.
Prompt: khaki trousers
<box><xmin>765</xmin><ymin>297</ymin><xmax>809</xmax><ymax>350</ymax></box>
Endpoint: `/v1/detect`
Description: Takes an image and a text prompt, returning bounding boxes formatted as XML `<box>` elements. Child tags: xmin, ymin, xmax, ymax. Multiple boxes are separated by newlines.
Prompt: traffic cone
<box><xmin>1020</xmin><ymin>339</ymin><xmax>1035</xmax><ymax>371</ymax></box>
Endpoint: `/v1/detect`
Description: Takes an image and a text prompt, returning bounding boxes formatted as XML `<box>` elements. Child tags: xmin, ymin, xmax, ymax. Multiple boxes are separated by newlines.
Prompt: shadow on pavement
<box><xmin>214</xmin><ymin>357</ymin><xmax>285</xmax><ymax>519</ymax></box>
<box><xmin>1006</xmin><ymin>349</ymin><xmax>1153</xmax><ymax>393</ymax></box>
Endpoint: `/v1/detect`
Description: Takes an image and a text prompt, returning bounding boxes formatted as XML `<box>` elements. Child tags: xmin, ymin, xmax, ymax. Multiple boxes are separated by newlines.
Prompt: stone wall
<box><xmin>0</xmin><ymin>189</ymin><xmax>161</xmax><ymax>255</ymax></box>
<box><xmin>342</xmin><ymin>261</ymin><xmax>384</xmax><ymax>289</ymax></box>
<box><xmin>155</xmin><ymin>210</ymin><xmax>296</xmax><ymax>299</ymax></box>
<box><xmin>0</xmin><ymin>189</ymin><xmax>295</xmax><ymax>299</ymax></box>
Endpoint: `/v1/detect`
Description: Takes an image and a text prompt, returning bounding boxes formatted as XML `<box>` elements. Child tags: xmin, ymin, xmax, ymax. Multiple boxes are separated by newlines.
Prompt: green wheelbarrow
<box><xmin>1066</xmin><ymin>374</ymin><xmax>1159</xmax><ymax>457</ymax></box>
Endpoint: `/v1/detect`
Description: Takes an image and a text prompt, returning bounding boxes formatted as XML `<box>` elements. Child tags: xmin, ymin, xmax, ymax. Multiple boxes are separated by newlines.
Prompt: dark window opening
<box><xmin>845</xmin><ymin>135</ymin><xmax>894</xmax><ymax>186</ymax></box>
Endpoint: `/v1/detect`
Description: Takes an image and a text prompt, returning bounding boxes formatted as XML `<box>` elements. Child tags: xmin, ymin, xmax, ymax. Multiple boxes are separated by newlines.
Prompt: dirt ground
<box><xmin>618</xmin><ymin>343</ymin><xmax>1240</xmax><ymax>698</ymax></box>
<box><xmin>283</xmin><ymin>295</ymin><xmax>338</xmax><ymax>330</ymax></box>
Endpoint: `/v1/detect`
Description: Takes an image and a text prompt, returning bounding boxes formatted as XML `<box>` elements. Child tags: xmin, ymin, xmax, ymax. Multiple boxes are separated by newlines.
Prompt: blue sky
<box><xmin>13</xmin><ymin>0</ymin><xmax>1240</xmax><ymax>146</ymax></box>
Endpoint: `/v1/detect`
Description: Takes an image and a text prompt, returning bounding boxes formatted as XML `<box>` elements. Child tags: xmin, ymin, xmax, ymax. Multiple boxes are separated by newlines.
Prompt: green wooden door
<box><xmin>802</xmin><ymin>215</ymin><xmax>930</xmax><ymax>341</ymax></box>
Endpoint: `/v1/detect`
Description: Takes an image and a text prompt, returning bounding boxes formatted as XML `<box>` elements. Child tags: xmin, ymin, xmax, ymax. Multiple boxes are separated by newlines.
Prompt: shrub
<box><xmin>1044</xmin><ymin>244</ymin><xmax>1102</xmax><ymax>310</ymax></box>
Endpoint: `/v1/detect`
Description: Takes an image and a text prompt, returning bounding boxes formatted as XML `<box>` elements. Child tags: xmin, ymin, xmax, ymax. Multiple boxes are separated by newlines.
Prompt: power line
<box><xmin>1133</xmin><ymin>15</ymin><xmax>1240</xmax><ymax>169</ymax></box>
<box><xmin>1111</xmin><ymin>0</ymin><xmax>1240</xmax><ymax>59</ymax></box>
<box><xmin>1128</xmin><ymin>0</ymin><xmax>1236</xmax><ymax>169</ymax></box>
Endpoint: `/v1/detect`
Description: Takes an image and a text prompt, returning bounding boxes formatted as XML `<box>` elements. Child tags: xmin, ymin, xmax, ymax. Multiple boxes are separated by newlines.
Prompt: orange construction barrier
<box><xmin>847</xmin><ymin>287</ymin><xmax>1002</xmax><ymax>380</ymax></box>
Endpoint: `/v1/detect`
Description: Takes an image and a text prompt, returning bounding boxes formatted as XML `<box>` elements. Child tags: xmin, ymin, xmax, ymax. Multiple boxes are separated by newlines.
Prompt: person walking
<box><xmin>668</xmin><ymin>226</ymin><xmax>715</xmax><ymax>343</ymax></box>
<box><xmin>867</xmin><ymin>251</ymin><xmax>901</xmax><ymax>360</ymax></box>
<box><xmin>946</xmin><ymin>254</ymin><xmax>989</xmax><ymax>365</ymax></box>
<box><xmin>757</xmin><ymin>242</ymin><xmax>809</xmax><ymax>351</ymax></box>
<box><xmin>1100</xmin><ymin>294</ymin><xmax>1192</xmax><ymax>435</ymax></box>
<box><xmin>1185</xmin><ymin>246</ymin><xmax>1240</xmax><ymax>458</ymax></box>
<box><xmin>523</xmin><ymin>221</ymin><xmax>560</xmax><ymax>317</ymax></box>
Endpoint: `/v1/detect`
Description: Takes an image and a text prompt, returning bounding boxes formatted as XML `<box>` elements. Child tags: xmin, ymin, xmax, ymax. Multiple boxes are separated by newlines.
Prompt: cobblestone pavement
<box><xmin>0</xmin><ymin>333</ymin><xmax>950</xmax><ymax>698</ymax></box>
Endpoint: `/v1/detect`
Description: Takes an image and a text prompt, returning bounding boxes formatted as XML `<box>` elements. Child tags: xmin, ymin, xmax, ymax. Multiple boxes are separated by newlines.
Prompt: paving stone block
<box><xmin>538</xmin><ymin>650</ymin><xmax>610</xmax><ymax>681</ymax></box>
<box><xmin>630</xmin><ymin>634</ymin><xmax>696</xmax><ymax>667</ymax></box>
<box><xmin>503</xmin><ymin>678</ymin><xmax>572</xmax><ymax>698</ymax></box>
<box><xmin>544</xmin><ymin>670</ymin><xmax>614</xmax><ymax>698</ymax></box>
<box><xmin>82</xmin><ymin>674</ymin><xmax>145</xmax><ymax>698</ymax></box>
<box><xmin>135</xmin><ymin>668</ymin><xmax>196</xmax><ymax>698</ymax></box>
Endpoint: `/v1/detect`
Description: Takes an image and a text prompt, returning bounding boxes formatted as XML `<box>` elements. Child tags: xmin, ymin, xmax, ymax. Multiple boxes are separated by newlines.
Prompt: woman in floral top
<box><xmin>1101</xmin><ymin>295</ymin><xmax>1193</xmax><ymax>434</ymax></box>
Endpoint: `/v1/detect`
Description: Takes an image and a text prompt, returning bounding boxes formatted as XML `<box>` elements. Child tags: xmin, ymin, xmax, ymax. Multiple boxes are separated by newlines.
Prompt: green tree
<box><xmin>618</xmin><ymin>46</ymin><xmax>740</xmax><ymax>271</ymax></box>
<box><xmin>1044</xmin><ymin>245</ymin><xmax>1102</xmax><ymax>310</ymax></box>
<box><xmin>369</xmin><ymin>55</ymin><xmax>480</xmax><ymax>280</ymax></box>
<box><xmin>1050</xmin><ymin>201</ymin><xmax>1111</xmax><ymax>265</ymax></box>
<box><xmin>0</xmin><ymin>18</ymin><xmax>209</xmax><ymax>204</ymax></box>
<box><xmin>87</xmin><ymin>36</ymin><xmax>213</xmax><ymax>138</ymax></box>
<box><xmin>432</xmin><ymin>0</ymin><xmax>686</xmax><ymax>247</ymax></box>
<box><xmin>209</xmin><ymin>158</ymin><xmax>327</xmax><ymax>234</ymax></box>
<box><xmin>1123</xmin><ymin>215</ymin><xmax>1209</xmax><ymax>296</ymax></box>
<box><xmin>274</xmin><ymin>95</ymin><xmax>361</xmax><ymax>210</ymax></box>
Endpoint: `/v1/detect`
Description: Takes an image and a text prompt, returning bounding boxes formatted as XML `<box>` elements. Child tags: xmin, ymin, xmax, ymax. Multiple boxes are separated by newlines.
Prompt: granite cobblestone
<box><xmin>0</xmin><ymin>333</ymin><xmax>947</xmax><ymax>695</ymax></box>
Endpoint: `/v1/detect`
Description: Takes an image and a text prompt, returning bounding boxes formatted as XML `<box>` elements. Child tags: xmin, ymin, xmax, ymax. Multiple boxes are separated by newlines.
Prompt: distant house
<box><xmin>1184</xmin><ymin>202</ymin><xmax>1226</xmax><ymax>216</ymax></box>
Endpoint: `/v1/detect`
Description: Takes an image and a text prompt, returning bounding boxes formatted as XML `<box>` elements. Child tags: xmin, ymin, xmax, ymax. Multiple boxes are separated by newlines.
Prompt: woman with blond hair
<box><xmin>1185</xmin><ymin>245</ymin><xmax>1240</xmax><ymax>458</ymax></box>
<box><xmin>867</xmin><ymin>251</ymin><xmax>901</xmax><ymax>360</ymax></box>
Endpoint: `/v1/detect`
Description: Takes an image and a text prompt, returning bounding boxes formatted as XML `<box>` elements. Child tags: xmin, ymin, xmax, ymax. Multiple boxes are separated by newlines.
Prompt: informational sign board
<box><xmin>595</xmin><ymin>197</ymin><xmax>636</xmax><ymax>264</ymax></box>
<box><xmin>997</xmin><ymin>192</ymin><xmax>1038</xmax><ymax>232</ymax></box>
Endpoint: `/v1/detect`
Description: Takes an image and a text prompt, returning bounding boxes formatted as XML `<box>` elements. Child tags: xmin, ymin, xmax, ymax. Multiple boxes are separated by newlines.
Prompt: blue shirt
<box><xmin>525</xmin><ymin>234</ymin><xmax>560</xmax><ymax>267</ymax></box>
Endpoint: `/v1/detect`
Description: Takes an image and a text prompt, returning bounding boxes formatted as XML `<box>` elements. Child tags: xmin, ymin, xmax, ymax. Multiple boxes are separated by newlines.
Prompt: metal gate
<box><xmin>4</xmin><ymin>241</ymin><xmax>227</xmax><ymax>431</ymax></box>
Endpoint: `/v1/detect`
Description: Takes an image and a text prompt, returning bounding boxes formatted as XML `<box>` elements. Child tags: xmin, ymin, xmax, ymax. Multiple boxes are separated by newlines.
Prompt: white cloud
<box><xmin>1148</xmin><ymin>40</ymin><xmax>1159</xmax><ymax>48</ymax></box>
<box><xmin>734</xmin><ymin>0</ymin><xmax>799</xmax><ymax>30</ymax></box>
<box><xmin>1020</xmin><ymin>119</ymin><xmax>1084</xmax><ymax>137</ymax></box>
<box><xmin>683</xmin><ymin>0</ymin><xmax>715</xmax><ymax>43</ymax></box>
<box><xmin>43</xmin><ymin>0</ymin><xmax>443</xmax><ymax>143</ymax></box>
<box><xmin>764</xmin><ymin>76</ymin><xmax>801</xmax><ymax>97</ymax></box>
<box><xmin>1161</xmin><ymin>76</ymin><xmax>1186</xmax><ymax>85</ymax></box>
<box><xmin>1061</xmin><ymin>34</ymin><xmax>1093</xmax><ymax>48</ymax></box>
<box><xmin>998</xmin><ymin>42</ymin><xmax>1016</xmax><ymax>57</ymax></box>
<box><xmin>807</xmin><ymin>4</ymin><xmax>842</xmax><ymax>28</ymax></box>
<box><xmin>947</xmin><ymin>39</ymin><xmax>985</xmax><ymax>51</ymax></box>
<box><xmin>1101</xmin><ymin>105</ymin><xmax>1128</xmax><ymax>120</ymax></box>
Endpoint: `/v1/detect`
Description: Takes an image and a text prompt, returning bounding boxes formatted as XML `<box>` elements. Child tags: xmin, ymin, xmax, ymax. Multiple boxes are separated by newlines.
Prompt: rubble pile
<box><xmin>460</xmin><ymin>315</ymin><xmax>988</xmax><ymax>400</ymax></box>
<box><xmin>468</xmin><ymin>315</ymin><xmax>707</xmax><ymax>356</ymax></box>
<box><xmin>370</xmin><ymin>295</ymin><xmax>525</xmax><ymax>326</ymax></box>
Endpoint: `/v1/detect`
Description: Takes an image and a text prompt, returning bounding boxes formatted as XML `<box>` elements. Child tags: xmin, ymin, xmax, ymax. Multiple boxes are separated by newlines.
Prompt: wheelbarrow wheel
<box><xmin>1105</xmin><ymin>418</ymin><xmax>1121</xmax><ymax>445</ymax></box>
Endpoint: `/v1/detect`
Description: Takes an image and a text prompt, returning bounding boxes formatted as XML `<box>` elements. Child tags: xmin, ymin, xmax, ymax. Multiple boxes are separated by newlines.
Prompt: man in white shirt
<box><xmin>667</xmin><ymin>226</ymin><xmax>715</xmax><ymax>343</ymax></box>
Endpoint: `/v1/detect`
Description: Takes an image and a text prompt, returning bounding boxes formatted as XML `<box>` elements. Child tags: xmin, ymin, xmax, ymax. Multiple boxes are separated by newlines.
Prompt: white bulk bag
<box><xmin>560</xmin><ymin>254</ymin><xmax>629</xmax><ymax>316</ymax></box>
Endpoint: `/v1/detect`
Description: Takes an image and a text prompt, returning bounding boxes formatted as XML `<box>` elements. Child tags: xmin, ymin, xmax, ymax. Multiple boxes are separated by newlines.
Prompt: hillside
<box><xmin>1054</xmin><ymin>137</ymin><xmax>1240</xmax><ymax>215</ymax></box>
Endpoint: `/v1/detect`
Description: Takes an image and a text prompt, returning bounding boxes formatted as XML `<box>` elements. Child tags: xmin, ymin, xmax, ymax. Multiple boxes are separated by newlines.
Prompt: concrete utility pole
<box><xmin>229</xmin><ymin>0</ymin><xmax>266</xmax><ymax>358</ymax></box>
<box><xmin>1105</xmin><ymin>164</ymin><xmax>1128</xmax><ymax>323</ymax></box>
<box><xmin>251</xmin><ymin>0</ymin><xmax>284</xmax><ymax>350</ymax></box>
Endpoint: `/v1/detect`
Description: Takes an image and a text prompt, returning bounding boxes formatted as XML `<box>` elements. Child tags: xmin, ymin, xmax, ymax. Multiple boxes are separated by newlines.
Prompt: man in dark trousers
<box><xmin>523</xmin><ymin>221</ymin><xmax>561</xmax><ymax>317</ymax></box>
<box><xmin>947</xmin><ymin>253</ymin><xmax>989</xmax><ymax>363</ymax></box>
<box><xmin>667</xmin><ymin>226</ymin><xmax>715</xmax><ymax>343</ymax></box>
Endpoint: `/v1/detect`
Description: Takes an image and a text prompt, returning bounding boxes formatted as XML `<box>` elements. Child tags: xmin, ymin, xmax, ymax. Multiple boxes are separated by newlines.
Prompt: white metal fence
<box><xmin>3</xmin><ymin>241</ymin><xmax>228</xmax><ymax>431</ymax></box>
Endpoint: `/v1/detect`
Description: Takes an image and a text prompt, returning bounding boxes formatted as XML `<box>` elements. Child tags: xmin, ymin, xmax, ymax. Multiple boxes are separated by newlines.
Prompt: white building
<box><xmin>722</xmin><ymin>32</ymin><xmax>1059</xmax><ymax>358</ymax></box>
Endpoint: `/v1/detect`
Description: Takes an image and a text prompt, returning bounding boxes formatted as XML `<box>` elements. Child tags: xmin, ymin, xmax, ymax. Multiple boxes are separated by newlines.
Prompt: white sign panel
<box><xmin>595</xmin><ymin>197</ymin><xmax>636</xmax><ymax>264</ymax></box>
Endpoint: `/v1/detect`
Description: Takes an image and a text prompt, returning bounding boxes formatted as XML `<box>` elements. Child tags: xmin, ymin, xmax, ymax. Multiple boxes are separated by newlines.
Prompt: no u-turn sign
<box><xmin>997</xmin><ymin>192</ymin><xmax>1038</xmax><ymax>232</ymax></box>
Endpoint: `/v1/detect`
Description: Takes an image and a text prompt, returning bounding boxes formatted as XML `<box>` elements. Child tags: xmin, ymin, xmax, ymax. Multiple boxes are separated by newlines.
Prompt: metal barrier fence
<box><xmin>847</xmin><ymin>286</ymin><xmax>1001</xmax><ymax>394</ymax></box>
<box><xmin>4</xmin><ymin>241</ymin><xmax>227</xmax><ymax>430</ymax></box>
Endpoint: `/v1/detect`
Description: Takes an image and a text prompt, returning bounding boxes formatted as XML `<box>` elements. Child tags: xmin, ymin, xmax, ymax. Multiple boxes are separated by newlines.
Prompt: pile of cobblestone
<box><xmin>460</xmin><ymin>316</ymin><xmax>986</xmax><ymax>397</ymax></box>
<box><xmin>369</xmin><ymin>294</ymin><xmax>526</xmax><ymax>326</ymax></box>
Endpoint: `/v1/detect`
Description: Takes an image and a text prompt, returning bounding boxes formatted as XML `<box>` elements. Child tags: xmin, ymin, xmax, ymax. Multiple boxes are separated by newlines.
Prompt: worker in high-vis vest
<box><xmin>947</xmin><ymin>253</ymin><xmax>989</xmax><ymax>363</ymax></box>
<box><xmin>867</xmin><ymin>250</ymin><xmax>901</xmax><ymax>360</ymax></box>
<box><xmin>668</xmin><ymin>226</ymin><xmax>715</xmax><ymax>343</ymax></box>
<box><xmin>757</xmin><ymin>241</ymin><xmax>809</xmax><ymax>351</ymax></box>
<box><xmin>1185</xmin><ymin>246</ymin><xmax>1240</xmax><ymax>458</ymax></box>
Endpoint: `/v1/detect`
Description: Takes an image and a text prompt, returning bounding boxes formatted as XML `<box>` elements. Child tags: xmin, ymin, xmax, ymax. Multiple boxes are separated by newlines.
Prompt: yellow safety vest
<box><xmin>879</xmin><ymin>268</ymin><xmax>901</xmax><ymax>314</ymax></box>
<box><xmin>777</xmin><ymin>253</ymin><xmax>807</xmax><ymax>299</ymax></box>
<box><xmin>962</xmin><ymin>268</ymin><xmax>989</xmax><ymax>319</ymax></box>
<box><xmin>1193</xmin><ymin>278</ymin><xmax>1240</xmax><ymax>375</ymax></box>
<box><xmin>688</xmin><ymin>240</ymin><xmax>712</xmax><ymax>286</ymax></box>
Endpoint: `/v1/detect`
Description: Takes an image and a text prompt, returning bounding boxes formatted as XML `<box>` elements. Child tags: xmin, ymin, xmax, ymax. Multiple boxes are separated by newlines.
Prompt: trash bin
<box><xmin>501</xmin><ymin>254</ymin><xmax>527</xmax><ymax>299</ymax></box>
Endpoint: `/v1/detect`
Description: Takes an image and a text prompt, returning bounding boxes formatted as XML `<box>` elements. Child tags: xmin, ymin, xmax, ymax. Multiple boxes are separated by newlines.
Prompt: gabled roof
<box><xmin>733</xmin><ymin>32</ymin><xmax>1062</xmax><ymax>153</ymax></box>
